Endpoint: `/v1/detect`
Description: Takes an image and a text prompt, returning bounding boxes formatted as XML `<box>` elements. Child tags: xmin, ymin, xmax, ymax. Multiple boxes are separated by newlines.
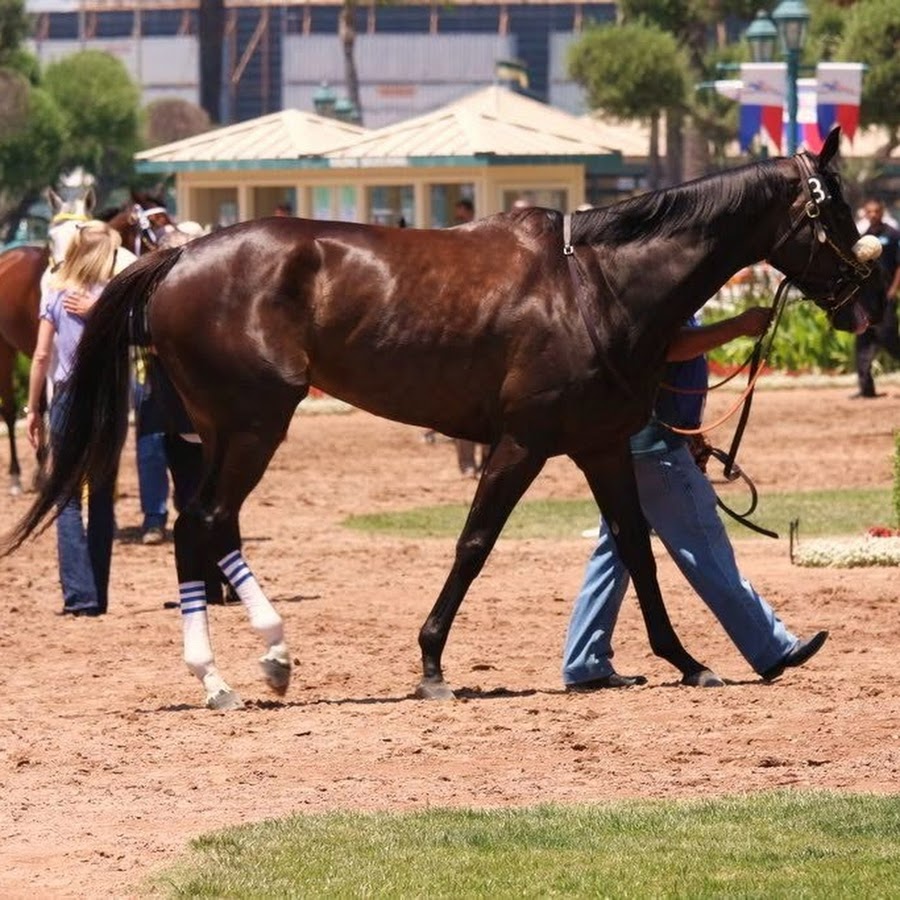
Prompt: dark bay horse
<box><xmin>97</xmin><ymin>191</ymin><xmax>176</xmax><ymax>258</ymax></box>
<box><xmin>4</xmin><ymin>129</ymin><xmax>882</xmax><ymax>709</ymax></box>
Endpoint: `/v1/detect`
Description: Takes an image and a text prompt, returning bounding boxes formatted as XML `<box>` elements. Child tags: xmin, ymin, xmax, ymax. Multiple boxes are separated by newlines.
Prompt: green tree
<box><xmin>838</xmin><ymin>0</ymin><xmax>900</xmax><ymax>154</ymax></box>
<box><xmin>144</xmin><ymin>97</ymin><xmax>211</xmax><ymax>147</ymax></box>
<box><xmin>568</xmin><ymin>21</ymin><xmax>688</xmax><ymax>188</ymax></box>
<box><xmin>42</xmin><ymin>50</ymin><xmax>142</xmax><ymax>201</ymax></box>
<box><xmin>0</xmin><ymin>0</ymin><xmax>28</xmax><ymax>67</ymax></box>
<box><xmin>0</xmin><ymin>0</ymin><xmax>65</xmax><ymax>225</ymax></box>
<box><xmin>0</xmin><ymin>86</ymin><xmax>67</xmax><ymax>226</ymax></box>
<box><xmin>616</xmin><ymin>1</ymin><xmax>759</xmax><ymax>180</ymax></box>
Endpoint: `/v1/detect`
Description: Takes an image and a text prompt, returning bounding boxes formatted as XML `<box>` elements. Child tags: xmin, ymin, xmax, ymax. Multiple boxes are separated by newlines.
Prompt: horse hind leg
<box><xmin>0</xmin><ymin>342</ymin><xmax>22</xmax><ymax>496</ymax></box>
<box><xmin>205</xmin><ymin>426</ymin><xmax>294</xmax><ymax>698</ymax></box>
<box><xmin>173</xmin><ymin>510</ymin><xmax>244</xmax><ymax>710</ymax></box>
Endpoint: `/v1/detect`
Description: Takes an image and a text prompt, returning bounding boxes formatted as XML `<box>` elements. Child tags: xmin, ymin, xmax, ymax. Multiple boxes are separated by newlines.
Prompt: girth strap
<box><xmin>562</xmin><ymin>215</ymin><xmax>637</xmax><ymax>402</ymax></box>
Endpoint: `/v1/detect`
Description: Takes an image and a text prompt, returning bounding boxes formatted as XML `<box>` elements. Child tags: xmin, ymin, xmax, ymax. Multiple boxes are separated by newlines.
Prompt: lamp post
<box><xmin>744</xmin><ymin>10</ymin><xmax>778</xmax><ymax>64</ymax></box>
<box><xmin>744</xmin><ymin>1</ymin><xmax>810</xmax><ymax>155</ymax></box>
<box><xmin>772</xmin><ymin>0</ymin><xmax>810</xmax><ymax>155</ymax></box>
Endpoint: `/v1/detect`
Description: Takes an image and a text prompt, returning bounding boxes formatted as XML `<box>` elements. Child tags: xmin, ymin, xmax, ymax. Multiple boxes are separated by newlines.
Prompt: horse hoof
<box><xmin>415</xmin><ymin>680</ymin><xmax>456</xmax><ymax>700</ymax></box>
<box><xmin>260</xmin><ymin>656</ymin><xmax>291</xmax><ymax>695</ymax></box>
<box><xmin>206</xmin><ymin>688</ymin><xmax>244</xmax><ymax>710</ymax></box>
<box><xmin>682</xmin><ymin>669</ymin><xmax>725</xmax><ymax>688</ymax></box>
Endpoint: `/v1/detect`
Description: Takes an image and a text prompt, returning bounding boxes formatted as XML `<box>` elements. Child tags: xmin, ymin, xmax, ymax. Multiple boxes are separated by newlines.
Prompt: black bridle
<box><xmin>769</xmin><ymin>153</ymin><xmax>874</xmax><ymax>321</ymax></box>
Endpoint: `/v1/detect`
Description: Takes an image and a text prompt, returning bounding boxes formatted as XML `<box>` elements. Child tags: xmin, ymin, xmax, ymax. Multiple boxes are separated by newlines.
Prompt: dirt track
<box><xmin>2</xmin><ymin>382</ymin><xmax>900</xmax><ymax>897</ymax></box>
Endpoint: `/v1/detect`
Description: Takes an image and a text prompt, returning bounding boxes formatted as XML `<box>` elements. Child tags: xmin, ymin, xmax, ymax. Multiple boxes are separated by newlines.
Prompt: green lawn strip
<box><xmin>153</xmin><ymin>792</ymin><xmax>900</xmax><ymax>898</ymax></box>
<box><xmin>343</xmin><ymin>488</ymin><xmax>892</xmax><ymax>541</ymax></box>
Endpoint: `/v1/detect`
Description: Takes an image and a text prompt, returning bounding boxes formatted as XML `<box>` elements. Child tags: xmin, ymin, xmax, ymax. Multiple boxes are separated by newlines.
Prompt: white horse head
<box><xmin>45</xmin><ymin>182</ymin><xmax>96</xmax><ymax>269</ymax></box>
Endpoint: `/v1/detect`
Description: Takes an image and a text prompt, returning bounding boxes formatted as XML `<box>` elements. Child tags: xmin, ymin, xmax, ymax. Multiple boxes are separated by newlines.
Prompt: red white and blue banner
<box><xmin>793</xmin><ymin>78</ymin><xmax>823</xmax><ymax>153</ymax></box>
<box><xmin>816</xmin><ymin>62</ymin><xmax>863</xmax><ymax>142</ymax></box>
<box><xmin>738</xmin><ymin>63</ymin><xmax>785</xmax><ymax>152</ymax></box>
<box><xmin>718</xmin><ymin>62</ymin><xmax>863</xmax><ymax>153</ymax></box>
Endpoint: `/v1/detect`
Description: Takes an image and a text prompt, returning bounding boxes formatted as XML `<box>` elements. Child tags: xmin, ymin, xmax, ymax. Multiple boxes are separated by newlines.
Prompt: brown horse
<box><xmin>0</xmin><ymin>245</ymin><xmax>46</xmax><ymax>493</ymax></box>
<box><xmin>4</xmin><ymin>129</ymin><xmax>883</xmax><ymax>710</ymax></box>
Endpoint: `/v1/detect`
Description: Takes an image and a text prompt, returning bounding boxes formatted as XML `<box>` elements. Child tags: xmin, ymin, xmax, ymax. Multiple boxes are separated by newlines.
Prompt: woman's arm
<box><xmin>26</xmin><ymin>319</ymin><xmax>55</xmax><ymax>449</ymax></box>
<box><xmin>61</xmin><ymin>288</ymin><xmax>98</xmax><ymax>318</ymax></box>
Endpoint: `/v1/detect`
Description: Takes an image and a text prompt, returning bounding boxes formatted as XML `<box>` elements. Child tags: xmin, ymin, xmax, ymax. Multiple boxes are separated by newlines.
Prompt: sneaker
<box><xmin>141</xmin><ymin>526</ymin><xmax>165</xmax><ymax>545</ymax></box>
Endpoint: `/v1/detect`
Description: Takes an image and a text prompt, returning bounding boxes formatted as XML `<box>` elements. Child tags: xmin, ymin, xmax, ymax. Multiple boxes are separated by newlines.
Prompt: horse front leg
<box><xmin>573</xmin><ymin>447</ymin><xmax>719</xmax><ymax>686</ymax></box>
<box><xmin>417</xmin><ymin>435</ymin><xmax>546</xmax><ymax>699</ymax></box>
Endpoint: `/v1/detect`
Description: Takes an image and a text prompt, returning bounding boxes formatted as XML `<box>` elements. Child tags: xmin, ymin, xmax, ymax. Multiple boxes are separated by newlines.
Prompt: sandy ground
<box><xmin>1</xmin><ymin>382</ymin><xmax>899</xmax><ymax>897</ymax></box>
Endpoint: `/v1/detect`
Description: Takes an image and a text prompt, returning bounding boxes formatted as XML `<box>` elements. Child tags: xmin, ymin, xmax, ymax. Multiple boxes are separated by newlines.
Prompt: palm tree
<box><xmin>338</xmin><ymin>0</ymin><xmax>364</xmax><ymax>124</ymax></box>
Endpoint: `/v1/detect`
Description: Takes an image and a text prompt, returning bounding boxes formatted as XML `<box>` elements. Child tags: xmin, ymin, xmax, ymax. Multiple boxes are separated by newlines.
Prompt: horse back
<box><xmin>145</xmin><ymin>215</ymin><xmax>620</xmax><ymax>446</ymax></box>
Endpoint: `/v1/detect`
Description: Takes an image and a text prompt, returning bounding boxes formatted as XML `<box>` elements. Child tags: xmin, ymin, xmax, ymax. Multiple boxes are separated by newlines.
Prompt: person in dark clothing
<box><xmin>853</xmin><ymin>199</ymin><xmax>900</xmax><ymax>398</ymax></box>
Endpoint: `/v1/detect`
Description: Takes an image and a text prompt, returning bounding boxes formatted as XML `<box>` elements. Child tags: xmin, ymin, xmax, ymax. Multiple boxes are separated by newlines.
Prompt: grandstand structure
<box><xmin>25</xmin><ymin>0</ymin><xmax>617</xmax><ymax>127</ymax></box>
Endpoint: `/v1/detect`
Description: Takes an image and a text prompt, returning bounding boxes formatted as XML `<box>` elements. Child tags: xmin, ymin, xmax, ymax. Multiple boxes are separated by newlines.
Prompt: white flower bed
<box><xmin>792</xmin><ymin>536</ymin><xmax>900</xmax><ymax>568</ymax></box>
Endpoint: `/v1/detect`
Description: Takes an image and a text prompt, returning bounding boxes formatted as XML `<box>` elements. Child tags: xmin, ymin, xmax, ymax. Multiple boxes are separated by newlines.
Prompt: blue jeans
<box><xmin>133</xmin><ymin>378</ymin><xmax>169</xmax><ymax>531</ymax></box>
<box><xmin>51</xmin><ymin>389</ymin><xmax>116</xmax><ymax>613</ymax></box>
<box><xmin>563</xmin><ymin>443</ymin><xmax>796</xmax><ymax>684</ymax></box>
<box><xmin>137</xmin><ymin>431</ymin><xmax>169</xmax><ymax>530</ymax></box>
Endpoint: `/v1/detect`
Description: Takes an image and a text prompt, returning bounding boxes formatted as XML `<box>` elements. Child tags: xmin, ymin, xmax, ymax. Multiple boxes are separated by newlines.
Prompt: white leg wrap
<box><xmin>180</xmin><ymin>580</ymin><xmax>216</xmax><ymax>679</ymax></box>
<box><xmin>218</xmin><ymin>550</ymin><xmax>284</xmax><ymax>648</ymax></box>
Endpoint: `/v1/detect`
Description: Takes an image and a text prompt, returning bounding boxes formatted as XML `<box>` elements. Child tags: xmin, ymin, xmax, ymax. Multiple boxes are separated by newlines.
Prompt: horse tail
<box><xmin>1</xmin><ymin>247</ymin><xmax>185</xmax><ymax>554</ymax></box>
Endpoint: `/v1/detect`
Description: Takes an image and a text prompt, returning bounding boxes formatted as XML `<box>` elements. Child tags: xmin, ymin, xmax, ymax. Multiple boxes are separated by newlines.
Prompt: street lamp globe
<box><xmin>333</xmin><ymin>97</ymin><xmax>359</xmax><ymax>123</ymax></box>
<box><xmin>745</xmin><ymin>10</ymin><xmax>778</xmax><ymax>63</ymax></box>
<box><xmin>313</xmin><ymin>81</ymin><xmax>337</xmax><ymax>118</ymax></box>
<box><xmin>772</xmin><ymin>0</ymin><xmax>810</xmax><ymax>53</ymax></box>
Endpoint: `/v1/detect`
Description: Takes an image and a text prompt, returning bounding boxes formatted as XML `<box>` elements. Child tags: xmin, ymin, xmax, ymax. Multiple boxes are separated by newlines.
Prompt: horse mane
<box><xmin>131</xmin><ymin>191</ymin><xmax>167</xmax><ymax>209</ymax></box>
<box><xmin>571</xmin><ymin>158</ymin><xmax>795</xmax><ymax>247</ymax></box>
<box><xmin>94</xmin><ymin>207</ymin><xmax>120</xmax><ymax>223</ymax></box>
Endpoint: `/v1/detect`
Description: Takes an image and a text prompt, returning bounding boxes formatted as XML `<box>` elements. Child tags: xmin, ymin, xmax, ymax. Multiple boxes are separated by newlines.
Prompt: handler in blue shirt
<box><xmin>563</xmin><ymin>309</ymin><xmax>828</xmax><ymax>689</ymax></box>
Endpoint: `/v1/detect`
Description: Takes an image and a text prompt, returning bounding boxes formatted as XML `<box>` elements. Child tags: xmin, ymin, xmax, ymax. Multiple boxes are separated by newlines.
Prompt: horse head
<box><xmin>124</xmin><ymin>191</ymin><xmax>176</xmax><ymax>254</ymax></box>
<box><xmin>767</xmin><ymin>127</ymin><xmax>883</xmax><ymax>334</ymax></box>
<box><xmin>45</xmin><ymin>184</ymin><xmax>96</xmax><ymax>269</ymax></box>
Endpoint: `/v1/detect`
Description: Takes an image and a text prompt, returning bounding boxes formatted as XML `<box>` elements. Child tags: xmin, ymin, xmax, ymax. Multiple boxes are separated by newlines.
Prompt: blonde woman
<box><xmin>27</xmin><ymin>221</ymin><xmax>121</xmax><ymax>616</ymax></box>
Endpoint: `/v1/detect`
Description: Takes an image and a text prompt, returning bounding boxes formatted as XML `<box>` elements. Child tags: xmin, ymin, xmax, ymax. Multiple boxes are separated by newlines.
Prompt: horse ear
<box><xmin>819</xmin><ymin>126</ymin><xmax>841</xmax><ymax>168</ymax></box>
<box><xmin>84</xmin><ymin>186</ymin><xmax>96</xmax><ymax>214</ymax></box>
<box><xmin>46</xmin><ymin>187</ymin><xmax>64</xmax><ymax>213</ymax></box>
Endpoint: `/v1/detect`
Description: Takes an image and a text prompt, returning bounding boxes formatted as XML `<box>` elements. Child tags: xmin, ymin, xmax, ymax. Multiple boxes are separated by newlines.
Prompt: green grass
<box><xmin>152</xmin><ymin>792</ymin><xmax>900</xmax><ymax>897</ymax></box>
<box><xmin>343</xmin><ymin>487</ymin><xmax>893</xmax><ymax>541</ymax></box>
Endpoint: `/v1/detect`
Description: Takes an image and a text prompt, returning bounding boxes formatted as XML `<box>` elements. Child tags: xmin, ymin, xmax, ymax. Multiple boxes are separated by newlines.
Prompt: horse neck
<box><xmin>586</xmin><ymin>158</ymin><xmax>799</xmax><ymax>330</ymax></box>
